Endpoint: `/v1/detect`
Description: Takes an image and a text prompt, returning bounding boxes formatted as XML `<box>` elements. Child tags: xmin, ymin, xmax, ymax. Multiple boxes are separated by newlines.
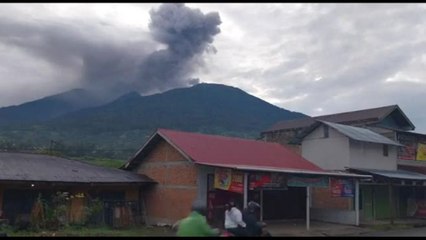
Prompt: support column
<box><xmin>244</xmin><ymin>173</ymin><xmax>248</xmax><ymax>209</ymax></box>
<box><xmin>260</xmin><ymin>189</ymin><xmax>264</xmax><ymax>221</ymax></box>
<box><xmin>389</xmin><ymin>181</ymin><xmax>394</xmax><ymax>225</ymax></box>
<box><xmin>306</xmin><ymin>186</ymin><xmax>310</xmax><ymax>231</ymax></box>
<box><xmin>355</xmin><ymin>179</ymin><xmax>360</xmax><ymax>226</ymax></box>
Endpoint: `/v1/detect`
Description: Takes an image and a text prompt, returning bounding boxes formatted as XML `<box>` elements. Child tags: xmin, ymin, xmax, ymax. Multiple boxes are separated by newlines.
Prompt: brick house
<box><xmin>121</xmin><ymin>128</ymin><xmax>368</xmax><ymax>228</ymax></box>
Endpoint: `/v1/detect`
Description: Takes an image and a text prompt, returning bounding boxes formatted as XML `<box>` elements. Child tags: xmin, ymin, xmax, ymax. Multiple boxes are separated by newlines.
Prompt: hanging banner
<box><xmin>214</xmin><ymin>168</ymin><xmax>244</xmax><ymax>193</ymax></box>
<box><xmin>416</xmin><ymin>142</ymin><xmax>426</xmax><ymax>161</ymax></box>
<box><xmin>330</xmin><ymin>178</ymin><xmax>354</xmax><ymax>197</ymax></box>
<box><xmin>397</xmin><ymin>134</ymin><xmax>417</xmax><ymax>160</ymax></box>
<box><xmin>407</xmin><ymin>198</ymin><xmax>426</xmax><ymax>217</ymax></box>
<box><xmin>249</xmin><ymin>173</ymin><xmax>287</xmax><ymax>190</ymax></box>
<box><xmin>287</xmin><ymin>175</ymin><xmax>329</xmax><ymax>188</ymax></box>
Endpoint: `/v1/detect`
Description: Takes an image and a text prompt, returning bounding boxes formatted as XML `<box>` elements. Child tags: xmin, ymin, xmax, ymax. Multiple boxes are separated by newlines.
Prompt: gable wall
<box><xmin>136</xmin><ymin>139</ymin><xmax>198</xmax><ymax>225</ymax></box>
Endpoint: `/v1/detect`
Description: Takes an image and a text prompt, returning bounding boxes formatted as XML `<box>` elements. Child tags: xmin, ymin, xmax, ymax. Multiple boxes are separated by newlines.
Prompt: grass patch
<box><xmin>368</xmin><ymin>223</ymin><xmax>412</xmax><ymax>231</ymax></box>
<box><xmin>74</xmin><ymin>156</ymin><xmax>125</xmax><ymax>169</ymax></box>
<box><xmin>0</xmin><ymin>225</ymin><xmax>175</xmax><ymax>237</ymax></box>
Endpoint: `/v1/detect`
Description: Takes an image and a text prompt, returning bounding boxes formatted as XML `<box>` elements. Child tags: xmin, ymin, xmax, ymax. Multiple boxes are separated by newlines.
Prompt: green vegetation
<box><xmin>368</xmin><ymin>223</ymin><xmax>412</xmax><ymax>231</ymax></box>
<box><xmin>76</xmin><ymin>156</ymin><xmax>126</xmax><ymax>169</ymax></box>
<box><xmin>0</xmin><ymin>83</ymin><xmax>307</xmax><ymax>160</ymax></box>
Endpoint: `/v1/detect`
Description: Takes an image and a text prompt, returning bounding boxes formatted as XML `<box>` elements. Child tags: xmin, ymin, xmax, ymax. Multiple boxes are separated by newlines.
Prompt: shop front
<box><xmin>200</xmin><ymin>165</ymin><xmax>360</xmax><ymax>229</ymax></box>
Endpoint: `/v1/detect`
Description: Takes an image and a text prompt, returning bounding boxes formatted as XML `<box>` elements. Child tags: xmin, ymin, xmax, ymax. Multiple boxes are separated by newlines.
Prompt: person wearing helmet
<box><xmin>176</xmin><ymin>200</ymin><xmax>220</xmax><ymax>237</ymax></box>
<box><xmin>242</xmin><ymin>201</ymin><xmax>262</xmax><ymax>236</ymax></box>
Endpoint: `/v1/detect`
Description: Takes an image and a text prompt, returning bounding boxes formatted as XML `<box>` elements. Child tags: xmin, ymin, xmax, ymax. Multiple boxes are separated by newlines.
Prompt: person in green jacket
<box><xmin>176</xmin><ymin>200</ymin><xmax>220</xmax><ymax>237</ymax></box>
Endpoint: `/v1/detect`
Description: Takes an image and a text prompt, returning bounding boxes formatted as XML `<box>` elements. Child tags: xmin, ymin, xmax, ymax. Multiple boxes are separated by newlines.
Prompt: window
<box><xmin>324</xmin><ymin>125</ymin><xmax>329</xmax><ymax>138</ymax></box>
<box><xmin>383</xmin><ymin>144</ymin><xmax>389</xmax><ymax>157</ymax></box>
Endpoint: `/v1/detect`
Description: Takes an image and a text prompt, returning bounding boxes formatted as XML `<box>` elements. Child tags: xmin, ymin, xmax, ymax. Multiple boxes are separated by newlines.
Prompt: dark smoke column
<box><xmin>136</xmin><ymin>3</ymin><xmax>221</xmax><ymax>93</ymax></box>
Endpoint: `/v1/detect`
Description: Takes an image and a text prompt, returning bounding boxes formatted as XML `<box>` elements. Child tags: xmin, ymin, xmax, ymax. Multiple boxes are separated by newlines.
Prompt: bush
<box><xmin>83</xmin><ymin>198</ymin><xmax>104</xmax><ymax>227</ymax></box>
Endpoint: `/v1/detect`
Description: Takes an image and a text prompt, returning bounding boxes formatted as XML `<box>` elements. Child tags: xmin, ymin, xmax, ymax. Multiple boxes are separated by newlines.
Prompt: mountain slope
<box><xmin>47</xmin><ymin>83</ymin><xmax>306</xmax><ymax>135</ymax></box>
<box><xmin>0</xmin><ymin>88</ymin><xmax>112</xmax><ymax>126</ymax></box>
<box><xmin>0</xmin><ymin>83</ymin><xmax>307</xmax><ymax>159</ymax></box>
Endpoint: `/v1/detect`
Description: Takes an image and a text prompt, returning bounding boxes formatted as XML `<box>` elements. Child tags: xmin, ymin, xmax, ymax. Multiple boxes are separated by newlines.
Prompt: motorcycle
<box><xmin>219</xmin><ymin>222</ymin><xmax>271</xmax><ymax>237</ymax></box>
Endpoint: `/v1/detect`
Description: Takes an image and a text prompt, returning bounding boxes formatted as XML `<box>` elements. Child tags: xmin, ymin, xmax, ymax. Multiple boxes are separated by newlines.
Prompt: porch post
<box><xmin>355</xmin><ymin>179</ymin><xmax>360</xmax><ymax>226</ymax></box>
<box><xmin>244</xmin><ymin>172</ymin><xmax>248</xmax><ymax>209</ymax></box>
<box><xmin>388</xmin><ymin>181</ymin><xmax>394</xmax><ymax>225</ymax></box>
<box><xmin>260</xmin><ymin>189</ymin><xmax>264</xmax><ymax>221</ymax></box>
<box><xmin>306</xmin><ymin>186</ymin><xmax>310</xmax><ymax>231</ymax></box>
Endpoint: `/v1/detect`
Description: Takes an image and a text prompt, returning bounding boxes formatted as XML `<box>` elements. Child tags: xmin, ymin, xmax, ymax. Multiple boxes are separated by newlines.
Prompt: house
<box><xmin>0</xmin><ymin>152</ymin><xmax>155</xmax><ymax>227</ymax></box>
<box><xmin>260</xmin><ymin>105</ymin><xmax>415</xmax><ymax>152</ymax></box>
<box><xmin>296</xmin><ymin>120</ymin><xmax>426</xmax><ymax>223</ymax></box>
<box><xmin>121</xmin><ymin>128</ymin><xmax>369</xmax><ymax>229</ymax></box>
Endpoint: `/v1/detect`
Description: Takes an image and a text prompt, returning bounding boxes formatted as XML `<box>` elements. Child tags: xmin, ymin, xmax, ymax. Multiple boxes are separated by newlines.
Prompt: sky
<box><xmin>0</xmin><ymin>3</ymin><xmax>426</xmax><ymax>133</ymax></box>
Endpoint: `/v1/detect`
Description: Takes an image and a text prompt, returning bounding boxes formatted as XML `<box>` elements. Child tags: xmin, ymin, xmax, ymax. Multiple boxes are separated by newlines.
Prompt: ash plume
<box><xmin>135</xmin><ymin>3</ymin><xmax>222</xmax><ymax>93</ymax></box>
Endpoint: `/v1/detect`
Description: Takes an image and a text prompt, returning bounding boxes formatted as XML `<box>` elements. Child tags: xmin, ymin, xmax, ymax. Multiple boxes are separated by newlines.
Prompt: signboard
<box><xmin>397</xmin><ymin>133</ymin><xmax>417</xmax><ymax>160</ymax></box>
<box><xmin>330</xmin><ymin>178</ymin><xmax>354</xmax><ymax>197</ymax></box>
<box><xmin>287</xmin><ymin>175</ymin><xmax>329</xmax><ymax>188</ymax></box>
<box><xmin>416</xmin><ymin>142</ymin><xmax>426</xmax><ymax>161</ymax></box>
<box><xmin>249</xmin><ymin>173</ymin><xmax>287</xmax><ymax>190</ymax></box>
<box><xmin>407</xmin><ymin>198</ymin><xmax>426</xmax><ymax>218</ymax></box>
<box><xmin>214</xmin><ymin>168</ymin><xmax>244</xmax><ymax>193</ymax></box>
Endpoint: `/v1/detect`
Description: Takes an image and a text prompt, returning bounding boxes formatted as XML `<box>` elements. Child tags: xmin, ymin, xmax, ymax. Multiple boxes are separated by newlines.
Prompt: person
<box><xmin>224</xmin><ymin>201</ymin><xmax>246</xmax><ymax>236</ymax></box>
<box><xmin>176</xmin><ymin>200</ymin><xmax>220</xmax><ymax>237</ymax></box>
<box><xmin>242</xmin><ymin>201</ymin><xmax>262</xmax><ymax>236</ymax></box>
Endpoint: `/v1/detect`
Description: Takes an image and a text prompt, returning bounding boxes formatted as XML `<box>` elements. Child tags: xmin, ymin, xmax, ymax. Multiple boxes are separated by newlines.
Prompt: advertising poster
<box><xmin>330</xmin><ymin>178</ymin><xmax>354</xmax><ymax>197</ymax></box>
<box><xmin>416</xmin><ymin>142</ymin><xmax>426</xmax><ymax>161</ymax></box>
<box><xmin>249</xmin><ymin>173</ymin><xmax>287</xmax><ymax>190</ymax></box>
<box><xmin>214</xmin><ymin>168</ymin><xmax>244</xmax><ymax>193</ymax></box>
<box><xmin>249</xmin><ymin>173</ymin><xmax>271</xmax><ymax>190</ymax></box>
<box><xmin>407</xmin><ymin>198</ymin><xmax>426</xmax><ymax>218</ymax></box>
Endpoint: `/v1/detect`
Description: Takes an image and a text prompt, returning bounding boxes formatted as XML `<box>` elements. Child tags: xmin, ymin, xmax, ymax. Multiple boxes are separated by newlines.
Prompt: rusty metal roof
<box><xmin>264</xmin><ymin>105</ymin><xmax>415</xmax><ymax>133</ymax></box>
<box><xmin>0</xmin><ymin>152</ymin><xmax>155</xmax><ymax>184</ymax></box>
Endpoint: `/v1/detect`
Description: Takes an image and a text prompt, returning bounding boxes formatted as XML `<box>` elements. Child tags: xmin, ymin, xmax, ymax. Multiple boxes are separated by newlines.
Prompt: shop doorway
<box><xmin>262</xmin><ymin>187</ymin><xmax>306</xmax><ymax>220</ymax></box>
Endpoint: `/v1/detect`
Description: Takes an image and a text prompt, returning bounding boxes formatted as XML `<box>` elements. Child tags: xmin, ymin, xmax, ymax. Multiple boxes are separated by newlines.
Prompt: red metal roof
<box><xmin>156</xmin><ymin>128</ymin><xmax>324</xmax><ymax>172</ymax></box>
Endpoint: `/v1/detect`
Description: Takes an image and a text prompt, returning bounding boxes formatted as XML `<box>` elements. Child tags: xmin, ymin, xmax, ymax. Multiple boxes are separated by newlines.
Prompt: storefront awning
<box><xmin>197</xmin><ymin>162</ymin><xmax>371</xmax><ymax>178</ymax></box>
<box><xmin>347</xmin><ymin>167</ymin><xmax>426</xmax><ymax>181</ymax></box>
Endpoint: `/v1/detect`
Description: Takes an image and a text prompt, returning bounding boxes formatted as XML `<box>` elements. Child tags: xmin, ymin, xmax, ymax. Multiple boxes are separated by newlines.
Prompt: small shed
<box><xmin>0</xmin><ymin>152</ymin><xmax>155</xmax><ymax>227</ymax></box>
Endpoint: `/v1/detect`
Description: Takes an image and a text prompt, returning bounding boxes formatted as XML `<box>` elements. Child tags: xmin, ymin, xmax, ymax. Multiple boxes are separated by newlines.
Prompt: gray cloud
<box><xmin>0</xmin><ymin>3</ymin><xmax>221</xmax><ymax>101</ymax></box>
<box><xmin>0</xmin><ymin>3</ymin><xmax>425</xmax><ymax>133</ymax></box>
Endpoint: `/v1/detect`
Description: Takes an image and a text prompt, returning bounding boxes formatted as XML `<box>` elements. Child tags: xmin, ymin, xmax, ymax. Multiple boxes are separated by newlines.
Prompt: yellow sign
<box><xmin>214</xmin><ymin>168</ymin><xmax>232</xmax><ymax>190</ymax></box>
<box><xmin>416</xmin><ymin>143</ymin><xmax>426</xmax><ymax>161</ymax></box>
<box><xmin>214</xmin><ymin>168</ymin><xmax>244</xmax><ymax>193</ymax></box>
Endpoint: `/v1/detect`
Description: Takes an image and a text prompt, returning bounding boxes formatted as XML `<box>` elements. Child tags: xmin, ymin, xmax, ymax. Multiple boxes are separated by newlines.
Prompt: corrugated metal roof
<box><xmin>320</xmin><ymin>121</ymin><xmax>403</xmax><ymax>146</ymax></box>
<box><xmin>264</xmin><ymin>105</ymin><xmax>414</xmax><ymax>133</ymax></box>
<box><xmin>0</xmin><ymin>152</ymin><xmax>155</xmax><ymax>184</ymax></box>
<box><xmin>124</xmin><ymin>128</ymin><xmax>326</xmax><ymax>174</ymax></box>
<box><xmin>348</xmin><ymin>167</ymin><xmax>426</xmax><ymax>181</ymax></box>
<box><xmin>197</xmin><ymin>162</ymin><xmax>371</xmax><ymax>178</ymax></box>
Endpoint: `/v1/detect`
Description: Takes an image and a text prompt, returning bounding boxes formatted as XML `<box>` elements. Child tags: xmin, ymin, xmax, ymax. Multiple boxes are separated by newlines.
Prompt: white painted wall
<box><xmin>197</xmin><ymin>165</ymin><xmax>215</xmax><ymax>203</ymax></box>
<box><xmin>349</xmin><ymin>140</ymin><xmax>398</xmax><ymax>171</ymax></box>
<box><xmin>302</xmin><ymin>125</ymin><xmax>398</xmax><ymax>171</ymax></box>
<box><xmin>302</xmin><ymin>126</ymin><xmax>350</xmax><ymax>170</ymax></box>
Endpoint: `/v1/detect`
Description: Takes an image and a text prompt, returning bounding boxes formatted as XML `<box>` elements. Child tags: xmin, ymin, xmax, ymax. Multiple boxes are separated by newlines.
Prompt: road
<box><xmin>359</xmin><ymin>226</ymin><xmax>426</xmax><ymax>236</ymax></box>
